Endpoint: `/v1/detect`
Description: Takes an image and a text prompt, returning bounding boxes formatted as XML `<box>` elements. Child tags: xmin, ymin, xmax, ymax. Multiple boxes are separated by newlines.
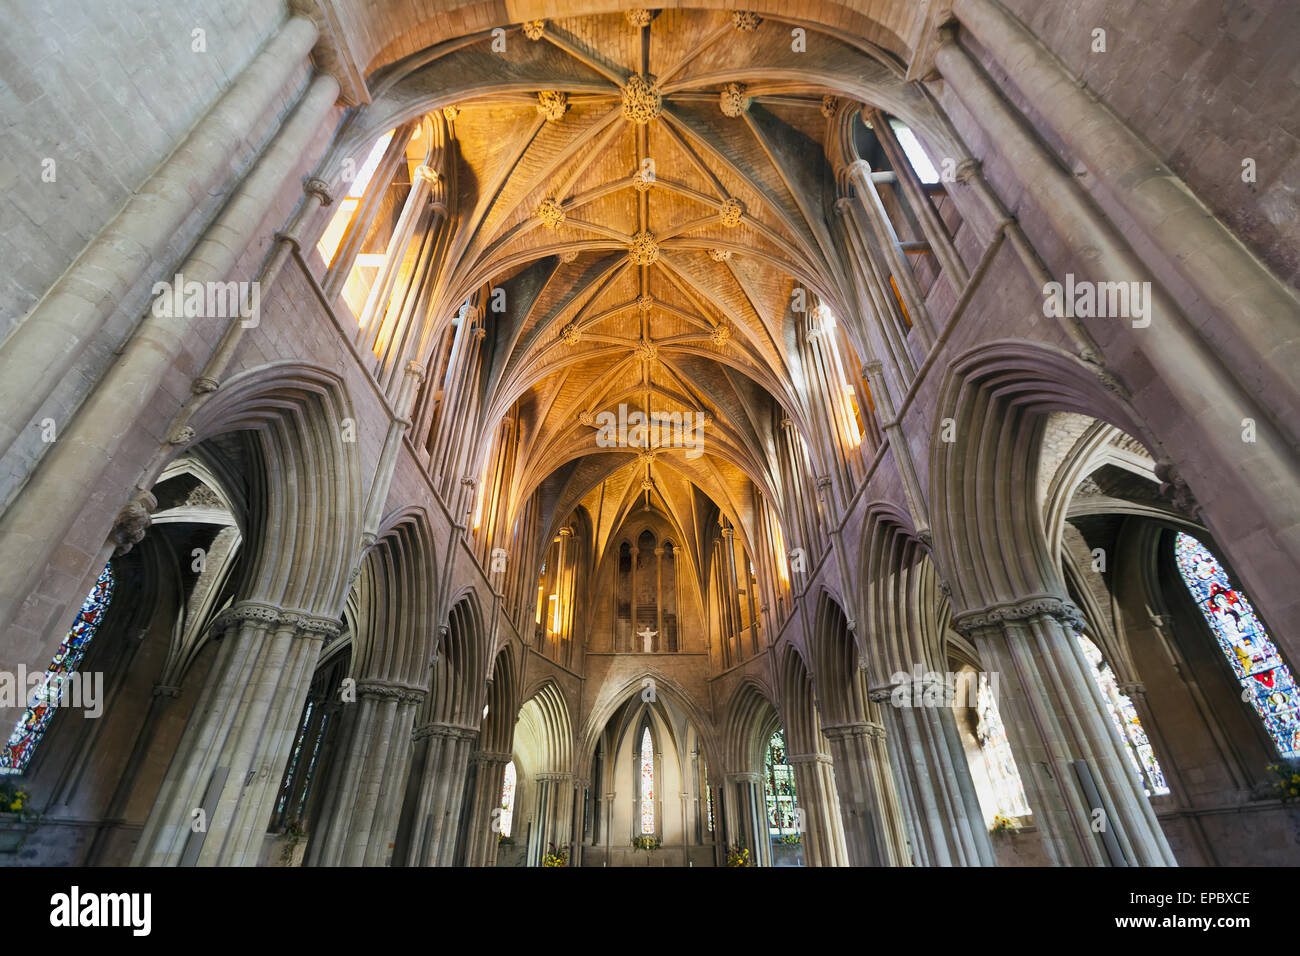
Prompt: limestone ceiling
<box><xmin>340</xmin><ymin>9</ymin><xmax>932</xmax><ymax>563</ymax></box>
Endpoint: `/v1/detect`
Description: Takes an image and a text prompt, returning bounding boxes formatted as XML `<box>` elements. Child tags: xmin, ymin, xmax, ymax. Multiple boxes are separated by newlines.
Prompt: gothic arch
<box><xmin>184</xmin><ymin>361</ymin><xmax>365</xmax><ymax>618</ymax></box>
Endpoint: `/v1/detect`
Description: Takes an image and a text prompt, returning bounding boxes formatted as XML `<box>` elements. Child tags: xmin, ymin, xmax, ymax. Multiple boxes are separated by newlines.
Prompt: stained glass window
<box><xmin>1175</xmin><ymin>532</ymin><xmax>1300</xmax><ymax>758</ymax></box>
<box><xmin>639</xmin><ymin>728</ymin><xmax>655</xmax><ymax>834</ymax></box>
<box><xmin>1077</xmin><ymin>635</ymin><xmax>1170</xmax><ymax>795</ymax></box>
<box><xmin>2</xmin><ymin>563</ymin><xmax>114</xmax><ymax>775</ymax></box>
<box><xmin>499</xmin><ymin>760</ymin><xmax>516</xmax><ymax>838</ymax></box>
<box><xmin>764</xmin><ymin>729</ymin><xmax>799</xmax><ymax>835</ymax></box>
<box><xmin>975</xmin><ymin>674</ymin><xmax>1032</xmax><ymax>818</ymax></box>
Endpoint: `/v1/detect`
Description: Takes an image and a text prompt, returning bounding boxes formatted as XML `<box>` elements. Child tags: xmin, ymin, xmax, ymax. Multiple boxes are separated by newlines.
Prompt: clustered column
<box><xmin>821</xmin><ymin>718</ymin><xmax>911</xmax><ymax>865</ymax></box>
<box><xmin>955</xmin><ymin>599</ymin><xmax>1177</xmax><ymax>866</ymax></box>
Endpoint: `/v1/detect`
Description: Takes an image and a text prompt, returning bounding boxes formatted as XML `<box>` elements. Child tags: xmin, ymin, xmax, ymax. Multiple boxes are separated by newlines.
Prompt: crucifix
<box><xmin>636</xmin><ymin>625</ymin><xmax>658</xmax><ymax>653</ymax></box>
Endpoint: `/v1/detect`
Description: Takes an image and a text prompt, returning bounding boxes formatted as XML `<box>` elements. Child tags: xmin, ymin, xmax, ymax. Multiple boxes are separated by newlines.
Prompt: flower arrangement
<box><xmin>0</xmin><ymin>782</ymin><xmax>35</xmax><ymax>820</ymax></box>
<box><xmin>541</xmin><ymin>842</ymin><xmax>569</xmax><ymax>867</ymax></box>
<box><xmin>777</xmin><ymin>833</ymin><xmax>802</xmax><ymax>846</ymax></box>
<box><xmin>279</xmin><ymin>817</ymin><xmax>308</xmax><ymax>863</ymax></box>
<box><xmin>498</xmin><ymin>833</ymin><xmax>515</xmax><ymax>845</ymax></box>
<box><xmin>631</xmin><ymin>836</ymin><xmax>660</xmax><ymax>851</ymax></box>
<box><xmin>1266</xmin><ymin>762</ymin><xmax>1300</xmax><ymax>802</ymax></box>
<box><xmin>726</xmin><ymin>844</ymin><xmax>751</xmax><ymax>867</ymax></box>
<box><xmin>989</xmin><ymin>813</ymin><xmax>1022</xmax><ymax>834</ymax></box>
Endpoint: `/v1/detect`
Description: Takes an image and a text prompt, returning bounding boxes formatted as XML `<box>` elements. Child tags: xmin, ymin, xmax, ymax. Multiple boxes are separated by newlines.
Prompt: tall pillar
<box><xmin>454</xmin><ymin>749</ymin><xmax>512</xmax><ymax>866</ymax></box>
<box><xmin>846</xmin><ymin>159</ymin><xmax>937</xmax><ymax>349</ymax></box>
<box><xmin>787</xmin><ymin>753</ymin><xmax>849</xmax><ymax>866</ymax></box>
<box><xmin>307</xmin><ymin>680</ymin><xmax>424</xmax><ymax>866</ymax></box>
<box><xmin>401</xmin><ymin>722</ymin><xmax>478</xmax><ymax>866</ymax></box>
<box><xmin>821</xmin><ymin>720</ymin><xmax>911</xmax><ymax>866</ymax></box>
<box><xmin>950</xmin><ymin>0</ymin><xmax>1300</xmax><ymax>431</ymax></box>
<box><xmin>0</xmin><ymin>67</ymin><xmax>342</xmax><ymax>644</ymax></box>
<box><xmin>532</xmin><ymin>772</ymin><xmax>576</xmax><ymax>863</ymax></box>
<box><xmin>954</xmin><ymin>599</ymin><xmax>1177</xmax><ymax>866</ymax></box>
<box><xmin>132</xmin><ymin>603</ymin><xmax>340</xmax><ymax>866</ymax></box>
<box><xmin>724</xmin><ymin>771</ymin><xmax>767</xmax><ymax>865</ymax></box>
<box><xmin>872</xmin><ymin>681</ymin><xmax>996</xmax><ymax>866</ymax></box>
<box><xmin>0</xmin><ymin>15</ymin><xmax>322</xmax><ymax>462</ymax></box>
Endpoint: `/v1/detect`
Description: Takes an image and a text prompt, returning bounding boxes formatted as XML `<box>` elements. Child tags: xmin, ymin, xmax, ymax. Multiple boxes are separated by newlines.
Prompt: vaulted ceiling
<box><xmin>350</xmin><ymin>9</ymin><xmax>929</xmax><ymax>569</ymax></box>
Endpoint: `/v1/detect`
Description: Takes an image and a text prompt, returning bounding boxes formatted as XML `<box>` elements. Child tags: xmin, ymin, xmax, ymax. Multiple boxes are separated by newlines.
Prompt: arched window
<box><xmin>764</xmin><ymin>729</ymin><xmax>799</xmax><ymax>837</ymax></box>
<box><xmin>316</xmin><ymin>130</ymin><xmax>395</xmax><ymax>266</ymax></box>
<box><xmin>2</xmin><ymin>563</ymin><xmax>114</xmax><ymax>775</ymax></box>
<box><xmin>639</xmin><ymin>727</ymin><xmax>655</xmax><ymax>834</ymax></box>
<box><xmin>888</xmin><ymin>119</ymin><xmax>941</xmax><ymax>184</ymax></box>
<box><xmin>1076</xmin><ymin>635</ymin><xmax>1170</xmax><ymax>795</ymax></box>
<box><xmin>499</xmin><ymin>760</ymin><xmax>517</xmax><ymax>838</ymax></box>
<box><xmin>1174</xmin><ymin>532</ymin><xmax>1300</xmax><ymax>757</ymax></box>
<box><xmin>973</xmin><ymin>673</ymin><xmax>1032</xmax><ymax>820</ymax></box>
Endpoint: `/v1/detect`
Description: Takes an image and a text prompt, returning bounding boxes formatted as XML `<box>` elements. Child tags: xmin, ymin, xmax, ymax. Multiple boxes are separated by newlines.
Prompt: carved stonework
<box><xmin>442</xmin><ymin>105</ymin><xmax>461</xmax><ymax>122</ymax></box>
<box><xmin>536</xmin><ymin>196</ymin><xmax>566</xmax><ymax>228</ymax></box>
<box><xmin>622</xmin><ymin>74</ymin><xmax>663</xmax><ymax>124</ymax></box>
<box><xmin>625</xmin><ymin>8</ymin><xmax>654</xmax><ymax>28</ymax></box>
<box><xmin>719</xmin><ymin>196</ymin><xmax>744</xmax><ymax>227</ymax></box>
<box><xmin>636</xmin><ymin>294</ymin><xmax>654</xmax><ymax>313</ymax></box>
<box><xmin>628</xmin><ymin>230</ymin><xmax>660</xmax><ymax>265</ymax></box>
<box><xmin>536</xmin><ymin>90</ymin><xmax>568</xmax><ymax>122</ymax></box>
<box><xmin>522</xmin><ymin>19</ymin><xmax>546</xmax><ymax>40</ymax></box>
<box><xmin>560</xmin><ymin>249</ymin><xmax>579</xmax><ymax>263</ymax></box>
<box><xmin>303</xmin><ymin>177</ymin><xmax>333</xmax><ymax>206</ymax></box>
<box><xmin>708</xmin><ymin>248</ymin><xmax>731</xmax><ymax>261</ymax></box>
<box><xmin>641</xmin><ymin>476</ymin><xmax>654</xmax><ymax>490</ymax></box>
<box><xmin>638</xmin><ymin>447</ymin><xmax>658</xmax><ymax>465</ymax></box>
<box><xmin>560</xmin><ymin>321</ymin><xmax>581</xmax><ymax>345</ymax></box>
<box><xmin>166</xmin><ymin>425</ymin><xmax>195</xmax><ymax>446</ymax></box>
<box><xmin>1155</xmin><ymin>459</ymin><xmax>1202</xmax><ymax>519</ymax></box>
<box><xmin>414</xmin><ymin>164</ymin><xmax>440</xmax><ymax>185</ymax></box>
<box><xmin>952</xmin><ymin>596</ymin><xmax>1087</xmax><ymax>636</ymax></box>
<box><xmin>578</xmin><ymin>409</ymin><xmax>596</xmax><ymax>427</ymax></box>
<box><xmin>820</xmin><ymin>94</ymin><xmax>839</xmax><ymax>119</ymax></box>
<box><xmin>732</xmin><ymin>11</ymin><xmax>761</xmax><ymax>31</ymax></box>
<box><xmin>710</xmin><ymin>324</ymin><xmax>731</xmax><ymax>346</ymax></box>
<box><xmin>720</xmin><ymin>82</ymin><xmax>748</xmax><ymax>117</ymax></box>
<box><xmin>110</xmin><ymin>489</ymin><xmax>156</xmax><ymax>556</ymax></box>
<box><xmin>634</xmin><ymin>336</ymin><xmax>658</xmax><ymax>362</ymax></box>
<box><xmin>357</xmin><ymin>679</ymin><xmax>426</xmax><ymax>704</ymax></box>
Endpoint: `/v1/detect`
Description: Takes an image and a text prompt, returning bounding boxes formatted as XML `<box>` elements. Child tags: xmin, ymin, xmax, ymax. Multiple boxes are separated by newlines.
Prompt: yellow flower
<box><xmin>1290</xmin><ymin>774</ymin><xmax>1299</xmax><ymax>784</ymax></box>
<box><xmin>8</xmin><ymin>800</ymin><xmax>19</xmax><ymax>811</ymax></box>
<box><xmin>1290</xmin><ymin>787</ymin><xmax>1297</xmax><ymax>796</ymax></box>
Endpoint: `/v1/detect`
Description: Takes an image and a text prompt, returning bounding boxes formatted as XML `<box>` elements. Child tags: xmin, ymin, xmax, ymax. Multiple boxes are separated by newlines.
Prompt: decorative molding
<box><xmin>356</xmin><ymin>679</ymin><xmax>426</xmax><ymax>703</ymax></box>
<box><xmin>622</xmin><ymin>74</ymin><xmax>663</xmax><ymax>124</ymax></box>
<box><xmin>720</xmin><ymin>82</ymin><xmax>749</xmax><ymax>117</ymax></box>
<box><xmin>952</xmin><ymin>596</ymin><xmax>1086</xmax><ymax>635</ymax></box>
<box><xmin>536</xmin><ymin>196</ymin><xmax>566</xmax><ymax>228</ymax></box>
<box><xmin>629</xmin><ymin>230</ymin><xmax>660</xmax><ymax>266</ymax></box>
<box><xmin>109</xmin><ymin>489</ymin><xmax>156</xmax><ymax>556</ymax></box>
<box><xmin>536</xmin><ymin>90</ymin><xmax>568</xmax><ymax>121</ymax></box>
<box><xmin>719</xmin><ymin>197</ymin><xmax>744</xmax><ymax>227</ymax></box>
<box><xmin>732</xmin><ymin>11</ymin><xmax>761</xmax><ymax>31</ymax></box>
<box><xmin>522</xmin><ymin>19</ymin><xmax>546</xmax><ymax>41</ymax></box>
<box><xmin>303</xmin><ymin>177</ymin><xmax>333</xmax><ymax>206</ymax></box>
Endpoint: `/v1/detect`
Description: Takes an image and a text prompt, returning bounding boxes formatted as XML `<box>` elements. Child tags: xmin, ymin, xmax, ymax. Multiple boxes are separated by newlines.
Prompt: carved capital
<box><xmin>303</xmin><ymin>177</ymin><xmax>333</xmax><ymax>206</ymax></box>
<box><xmin>952</xmin><ymin>596</ymin><xmax>1086</xmax><ymax>636</ymax></box>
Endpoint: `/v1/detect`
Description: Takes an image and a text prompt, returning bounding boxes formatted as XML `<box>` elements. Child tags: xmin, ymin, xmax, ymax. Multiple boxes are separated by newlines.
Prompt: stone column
<box><xmin>356</xmin><ymin>164</ymin><xmax>441</xmax><ymax>351</ymax></box>
<box><xmin>0</xmin><ymin>15</ymin><xmax>322</xmax><ymax>462</ymax></box>
<box><xmin>533</xmin><ymin>772</ymin><xmax>576</xmax><ymax>862</ymax></box>
<box><xmin>872</xmin><ymin>681</ymin><xmax>996</xmax><ymax>866</ymax></box>
<box><xmin>786</xmin><ymin>753</ymin><xmax>849</xmax><ymax>866</ymax></box>
<box><xmin>951</xmin><ymin>0</ymin><xmax>1300</xmax><ymax>431</ymax></box>
<box><xmin>0</xmin><ymin>67</ymin><xmax>342</xmax><ymax>643</ymax></box>
<box><xmin>846</xmin><ymin>160</ymin><xmax>937</xmax><ymax>349</ymax></box>
<box><xmin>402</xmin><ymin>723</ymin><xmax>478</xmax><ymax>866</ymax></box>
<box><xmin>308</xmin><ymin>680</ymin><xmax>425</xmax><ymax>866</ymax></box>
<box><xmin>724</xmin><ymin>771</ymin><xmax>767</xmax><ymax>865</ymax></box>
<box><xmin>460</xmin><ymin>751</ymin><xmax>512</xmax><ymax>866</ymax></box>
<box><xmin>821</xmin><ymin>720</ymin><xmax>911</xmax><ymax>866</ymax></box>
<box><xmin>867</xmin><ymin>107</ymin><xmax>970</xmax><ymax>292</ymax></box>
<box><xmin>132</xmin><ymin>603</ymin><xmax>339</xmax><ymax>866</ymax></box>
<box><xmin>954</xmin><ymin>598</ymin><xmax>1177</xmax><ymax>866</ymax></box>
